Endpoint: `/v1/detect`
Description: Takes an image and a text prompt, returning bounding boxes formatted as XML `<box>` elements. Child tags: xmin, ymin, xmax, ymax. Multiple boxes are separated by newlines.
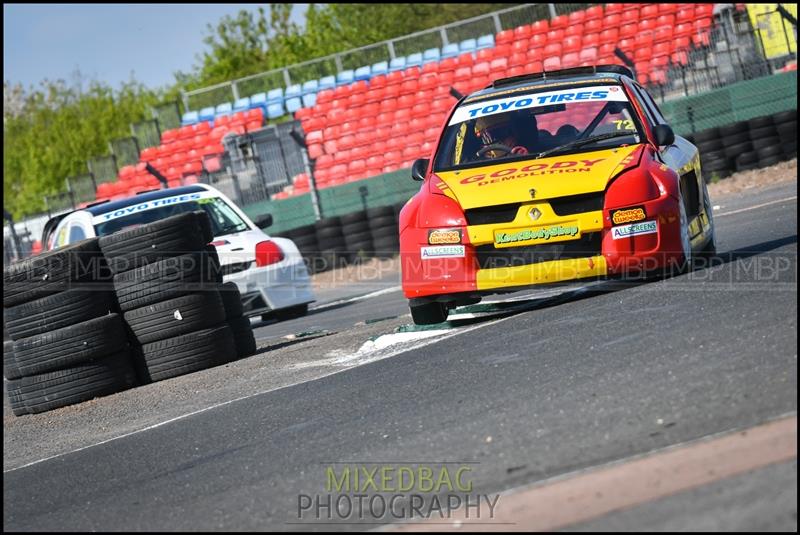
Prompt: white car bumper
<box><xmin>224</xmin><ymin>254</ymin><xmax>315</xmax><ymax>317</ymax></box>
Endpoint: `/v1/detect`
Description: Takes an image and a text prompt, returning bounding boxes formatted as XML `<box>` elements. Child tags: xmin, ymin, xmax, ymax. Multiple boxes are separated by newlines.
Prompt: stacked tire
<box><xmin>340</xmin><ymin>210</ymin><xmax>374</xmax><ymax>263</ymax></box>
<box><xmin>695</xmin><ymin>109</ymin><xmax>797</xmax><ymax>179</ymax></box>
<box><xmin>3</xmin><ymin>238</ymin><xmax>137</xmax><ymax>416</ymax></box>
<box><xmin>775</xmin><ymin>110</ymin><xmax>797</xmax><ymax>160</ymax></box>
<box><xmin>314</xmin><ymin>216</ymin><xmax>348</xmax><ymax>272</ymax></box>
<box><xmin>367</xmin><ymin>206</ymin><xmax>400</xmax><ymax>259</ymax></box>
<box><xmin>99</xmin><ymin>211</ymin><xmax>237</xmax><ymax>384</ymax></box>
<box><xmin>278</xmin><ymin>224</ymin><xmax>319</xmax><ymax>273</ymax></box>
<box><xmin>220</xmin><ymin>282</ymin><xmax>257</xmax><ymax>359</ymax></box>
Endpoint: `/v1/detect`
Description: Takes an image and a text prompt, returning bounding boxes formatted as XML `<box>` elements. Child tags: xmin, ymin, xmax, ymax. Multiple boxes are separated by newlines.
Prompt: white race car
<box><xmin>44</xmin><ymin>184</ymin><xmax>315</xmax><ymax>320</ymax></box>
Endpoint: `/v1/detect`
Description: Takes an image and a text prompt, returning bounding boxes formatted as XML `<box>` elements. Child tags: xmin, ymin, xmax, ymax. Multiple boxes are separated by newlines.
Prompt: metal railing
<box><xmin>182</xmin><ymin>3</ymin><xmax>565</xmax><ymax>111</ymax></box>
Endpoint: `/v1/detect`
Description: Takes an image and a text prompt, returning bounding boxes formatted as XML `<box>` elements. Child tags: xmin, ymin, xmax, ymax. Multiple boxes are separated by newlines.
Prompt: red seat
<box><xmin>383</xmin><ymin>85</ymin><xmax>401</xmax><ymax>100</ymax></box>
<box><xmin>654</xmin><ymin>26</ymin><xmax>673</xmax><ymax>43</ymax></box>
<box><xmin>561</xmin><ymin>52</ymin><xmax>580</xmax><ymax>68</ymax></box>
<box><xmin>139</xmin><ymin>147</ymin><xmax>157</xmax><ymax>161</ymax></box>
<box><xmin>564</xmin><ymin>24</ymin><xmax>584</xmax><ymax>39</ymax></box>
<box><xmin>619</xmin><ymin>22</ymin><xmax>637</xmax><ymax>39</ymax></box>
<box><xmin>543</xmin><ymin>43</ymin><xmax>562</xmax><ymax>58</ymax></box>
<box><xmin>118</xmin><ymin>165</ymin><xmax>135</xmax><ymax>179</ymax></box>
<box><xmin>605</xmin><ymin>3</ymin><xmax>623</xmax><ymax>15</ymax></box>
<box><xmin>496</xmin><ymin>29</ymin><xmax>514</xmax><ymax>45</ymax></box>
<box><xmin>510</xmin><ymin>52</ymin><xmax>528</xmax><ymax>67</ymax></box>
<box><xmin>530</xmin><ymin>33</ymin><xmax>547</xmax><ymax>49</ymax></box>
<box><xmin>696</xmin><ymin>4</ymin><xmax>714</xmax><ymax>19</ymax></box>
<box><xmin>618</xmin><ymin>38</ymin><xmax>635</xmax><ymax>53</ymax></box>
<box><xmin>568</xmin><ymin>10</ymin><xmax>586</xmax><ymax>25</ymax></box>
<box><xmin>600</xmin><ymin>28</ymin><xmax>619</xmax><ymax>43</ymax></box>
<box><xmin>397</xmin><ymin>94</ymin><xmax>415</xmax><ymax>110</ymax></box>
<box><xmin>489</xmin><ymin>57</ymin><xmax>508</xmax><ymax>74</ymax></box>
<box><xmin>579</xmin><ymin>47</ymin><xmax>598</xmax><ymax>65</ymax></box>
<box><xmin>585</xmin><ymin>19</ymin><xmax>603</xmax><ymax>34</ymax></box>
<box><xmin>550</xmin><ymin>14</ymin><xmax>569</xmax><ymax>28</ymax></box>
<box><xmin>658</xmin><ymin>3</ymin><xmax>678</xmax><ymax>15</ymax></box>
<box><xmin>563</xmin><ymin>36</ymin><xmax>582</xmax><ymax>54</ymax></box>
<box><xmin>546</xmin><ymin>28</ymin><xmax>564</xmax><ymax>42</ymax></box>
<box><xmin>400</xmin><ymin>78</ymin><xmax>419</xmax><ymax>94</ymax></box>
<box><xmin>512</xmin><ymin>24</ymin><xmax>532</xmax><ymax>40</ymax></box>
<box><xmin>439</xmin><ymin>57</ymin><xmax>458</xmax><ymax>72</ymax></box>
<box><xmin>641</xmin><ymin>4</ymin><xmax>658</xmax><ymax>19</ymax></box>
<box><xmin>674</xmin><ymin>23</ymin><xmax>693</xmax><ymax>39</ymax></box>
<box><xmin>161</xmin><ymin>128</ymin><xmax>179</xmax><ymax>145</ymax></box>
<box><xmin>530</xmin><ymin>19</ymin><xmax>549</xmax><ymax>35</ymax></box>
<box><xmin>379</xmin><ymin>98</ymin><xmax>398</xmax><ymax>113</ymax></box>
<box><xmin>585</xmin><ymin>5</ymin><xmax>603</xmax><ymax>20</ymax></box>
<box><xmin>583</xmin><ymin>33</ymin><xmax>600</xmax><ymax>48</ymax></box>
<box><xmin>621</xmin><ymin>8</ymin><xmax>640</xmax><ymax>24</ymax></box>
<box><xmin>603</xmin><ymin>14</ymin><xmax>621</xmax><ymax>28</ymax></box>
<box><xmin>543</xmin><ymin>56</ymin><xmax>561</xmax><ymax>70</ymax></box>
<box><xmin>676</xmin><ymin>7</ymin><xmax>694</xmax><ymax>24</ymax></box>
<box><xmin>472</xmin><ymin>61</ymin><xmax>490</xmax><ymax>77</ymax></box>
<box><xmin>635</xmin><ymin>32</ymin><xmax>654</xmax><ymax>48</ymax></box>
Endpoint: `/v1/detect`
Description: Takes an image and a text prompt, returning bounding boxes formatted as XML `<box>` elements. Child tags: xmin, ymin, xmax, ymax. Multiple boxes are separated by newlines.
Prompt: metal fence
<box><xmin>131</xmin><ymin>119</ymin><xmax>161</xmax><ymax>149</ymax></box>
<box><xmin>66</xmin><ymin>173</ymin><xmax>97</xmax><ymax>207</ymax></box>
<box><xmin>183</xmin><ymin>3</ymin><xmax>577</xmax><ymax>110</ymax></box>
<box><xmin>152</xmin><ymin>101</ymin><xmax>182</xmax><ymax>131</ymax></box>
<box><xmin>87</xmin><ymin>155</ymin><xmax>118</xmax><ymax>185</ymax></box>
<box><xmin>110</xmin><ymin>136</ymin><xmax>140</xmax><ymax>167</ymax></box>
<box><xmin>200</xmin><ymin>121</ymin><xmax>308</xmax><ymax>207</ymax></box>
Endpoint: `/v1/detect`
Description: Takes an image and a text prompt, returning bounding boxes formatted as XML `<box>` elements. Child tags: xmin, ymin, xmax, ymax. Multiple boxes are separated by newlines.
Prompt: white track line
<box><xmin>312</xmin><ymin>285</ymin><xmax>402</xmax><ymax>310</ymax></box>
<box><xmin>716</xmin><ymin>195</ymin><xmax>797</xmax><ymax>217</ymax></box>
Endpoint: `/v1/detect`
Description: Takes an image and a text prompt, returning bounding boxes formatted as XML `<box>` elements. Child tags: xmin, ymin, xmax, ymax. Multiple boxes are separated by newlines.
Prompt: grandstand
<box><xmin>64</xmin><ymin>3</ymin><xmax>792</xmax><ymax>208</ymax></box>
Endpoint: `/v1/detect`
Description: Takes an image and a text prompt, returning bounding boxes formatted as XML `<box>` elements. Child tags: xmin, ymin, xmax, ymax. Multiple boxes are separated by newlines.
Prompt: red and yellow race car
<box><xmin>399</xmin><ymin>65</ymin><xmax>716</xmax><ymax>324</ymax></box>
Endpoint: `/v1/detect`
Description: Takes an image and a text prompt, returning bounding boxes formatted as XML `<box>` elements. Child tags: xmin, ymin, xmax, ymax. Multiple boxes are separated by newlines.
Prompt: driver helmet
<box><xmin>475</xmin><ymin>111</ymin><xmax>537</xmax><ymax>146</ymax></box>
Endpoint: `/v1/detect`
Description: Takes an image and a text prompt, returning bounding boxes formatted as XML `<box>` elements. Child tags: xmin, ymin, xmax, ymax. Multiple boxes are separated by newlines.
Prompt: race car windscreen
<box><xmin>94</xmin><ymin>194</ymin><xmax>249</xmax><ymax>238</ymax></box>
<box><xmin>434</xmin><ymin>84</ymin><xmax>643</xmax><ymax>171</ymax></box>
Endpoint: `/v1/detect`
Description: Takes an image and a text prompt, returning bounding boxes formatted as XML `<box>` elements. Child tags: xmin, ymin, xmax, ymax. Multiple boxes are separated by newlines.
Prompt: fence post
<box><xmin>282</xmin><ymin>68</ymin><xmax>292</xmax><ymax>88</ymax></box>
<box><xmin>492</xmin><ymin>13</ymin><xmax>502</xmax><ymax>33</ymax></box>
<box><xmin>547</xmin><ymin>3</ymin><xmax>557</xmax><ymax>18</ymax></box>
<box><xmin>181</xmin><ymin>91</ymin><xmax>190</xmax><ymax>113</ymax></box>
<box><xmin>334</xmin><ymin>53</ymin><xmax>344</xmax><ymax>72</ymax></box>
<box><xmin>387</xmin><ymin>40</ymin><xmax>397</xmax><ymax>60</ymax></box>
<box><xmin>440</xmin><ymin>28</ymin><xmax>450</xmax><ymax>46</ymax></box>
<box><xmin>232</xmin><ymin>81</ymin><xmax>240</xmax><ymax>102</ymax></box>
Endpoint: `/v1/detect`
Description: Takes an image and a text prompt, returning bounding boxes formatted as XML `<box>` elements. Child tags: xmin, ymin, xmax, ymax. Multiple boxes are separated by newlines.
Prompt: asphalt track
<box><xmin>3</xmin><ymin>181</ymin><xmax>797</xmax><ymax>531</ymax></box>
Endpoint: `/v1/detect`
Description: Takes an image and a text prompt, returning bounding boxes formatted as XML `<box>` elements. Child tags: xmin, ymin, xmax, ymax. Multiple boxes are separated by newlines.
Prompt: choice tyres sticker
<box><xmin>421</xmin><ymin>245</ymin><xmax>465</xmax><ymax>259</ymax></box>
<box><xmin>611</xmin><ymin>220</ymin><xmax>658</xmax><ymax>240</ymax></box>
<box><xmin>449</xmin><ymin>85</ymin><xmax>628</xmax><ymax>125</ymax></box>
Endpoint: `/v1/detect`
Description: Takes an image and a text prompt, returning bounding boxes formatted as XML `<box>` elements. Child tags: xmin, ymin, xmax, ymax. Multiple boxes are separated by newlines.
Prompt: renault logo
<box><xmin>528</xmin><ymin>207</ymin><xmax>542</xmax><ymax>221</ymax></box>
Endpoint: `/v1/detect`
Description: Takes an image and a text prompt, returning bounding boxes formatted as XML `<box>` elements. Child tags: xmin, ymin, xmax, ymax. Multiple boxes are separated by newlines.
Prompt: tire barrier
<box><xmin>3</xmin><ymin>211</ymin><xmax>252</xmax><ymax>416</ymax></box>
<box><xmin>694</xmin><ymin>109</ymin><xmax>797</xmax><ymax>180</ymax></box>
<box><xmin>3</xmin><ymin>238</ymin><xmax>136</xmax><ymax>416</ymax></box>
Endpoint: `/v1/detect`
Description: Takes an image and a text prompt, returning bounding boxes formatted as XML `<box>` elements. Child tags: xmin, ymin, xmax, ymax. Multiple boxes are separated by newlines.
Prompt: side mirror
<box><xmin>653</xmin><ymin>124</ymin><xmax>675</xmax><ymax>147</ymax></box>
<box><xmin>411</xmin><ymin>158</ymin><xmax>429</xmax><ymax>182</ymax></box>
<box><xmin>254</xmin><ymin>214</ymin><xmax>273</xmax><ymax>229</ymax></box>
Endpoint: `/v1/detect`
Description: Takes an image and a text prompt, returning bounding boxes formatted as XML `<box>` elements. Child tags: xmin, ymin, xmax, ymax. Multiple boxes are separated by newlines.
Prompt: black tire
<box><xmin>748</xmin><ymin>126</ymin><xmax>777</xmax><ymax>140</ymax></box>
<box><xmin>718</xmin><ymin>121</ymin><xmax>748</xmax><ymax>138</ymax></box>
<box><xmin>366</xmin><ymin>206</ymin><xmax>395</xmax><ymax>219</ymax></box>
<box><xmin>4</xmin><ymin>340</ymin><xmax>21</xmax><ymax>381</ymax></box>
<box><xmin>227</xmin><ymin>317</ymin><xmax>257</xmax><ymax>359</ymax></box>
<box><xmin>758</xmin><ymin>155</ymin><xmax>782</xmax><ymax>167</ymax></box>
<box><xmin>113</xmin><ymin>251</ymin><xmax>220</xmax><ymax>312</ymax></box>
<box><xmin>124</xmin><ymin>291</ymin><xmax>226</xmax><ymax>345</ymax></box>
<box><xmin>373</xmin><ymin>238</ymin><xmax>400</xmax><ymax>258</ymax></box>
<box><xmin>736</xmin><ymin>151</ymin><xmax>758</xmax><ymax>165</ymax></box>
<box><xmin>6</xmin><ymin>379</ymin><xmax>28</xmax><ymax>416</ymax></box>
<box><xmin>7</xmin><ymin>351</ymin><xmax>136</xmax><ymax>415</ymax></box>
<box><xmin>316</xmin><ymin>227</ymin><xmax>345</xmax><ymax>240</ymax></box>
<box><xmin>371</xmin><ymin>226</ymin><xmax>400</xmax><ymax>240</ymax></box>
<box><xmin>4</xmin><ymin>288</ymin><xmax>116</xmax><ymax>341</ymax></box>
<box><xmin>346</xmin><ymin>240</ymin><xmax>376</xmax><ymax>257</ymax></box>
<box><xmin>314</xmin><ymin>216</ymin><xmax>341</xmax><ymax>231</ymax></box>
<box><xmin>751</xmin><ymin>136</ymin><xmax>781</xmax><ymax>152</ymax></box>
<box><xmin>3</xmin><ymin>238</ymin><xmax>104</xmax><ymax>308</ymax></box>
<box><xmin>340</xmin><ymin>211</ymin><xmax>367</xmax><ymax>225</ymax></box>
<box><xmin>410</xmin><ymin>301</ymin><xmax>448</xmax><ymax>325</ymax></box>
<box><xmin>736</xmin><ymin>161</ymin><xmax>760</xmax><ymax>172</ymax></box>
<box><xmin>342</xmin><ymin>221</ymin><xmax>370</xmax><ymax>235</ymax></box>
<box><xmin>700</xmin><ymin>149</ymin><xmax>725</xmax><ymax>162</ymax></box>
<box><xmin>747</xmin><ymin>116</ymin><xmax>774</xmax><ymax>130</ymax></box>
<box><xmin>723</xmin><ymin>142</ymin><xmax>753</xmax><ymax>158</ymax></box>
<box><xmin>776</xmin><ymin>122</ymin><xmax>797</xmax><ymax>141</ymax></box>
<box><xmin>782</xmin><ymin>143</ymin><xmax>797</xmax><ymax>158</ymax></box>
<box><xmin>720</xmin><ymin>131</ymin><xmax>751</xmax><ymax>147</ymax></box>
<box><xmin>12</xmin><ymin>314</ymin><xmax>128</xmax><ymax>377</ymax></box>
<box><xmin>284</xmin><ymin>225</ymin><xmax>317</xmax><ymax>239</ymax></box>
<box><xmin>368</xmin><ymin>215</ymin><xmax>398</xmax><ymax>230</ymax></box>
<box><xmin>693</xmin><ymin>128</ymin><xmax>720</xmax><ymax>143</ymax></box>
<box><xmin>772</xmin><ymin>110</ymin><xmax>796</xmax><ymax>125</ymax></box>
<box><xmin>99</xmin><ymin>211</ymin><xmax>213</xmax><ymax>274</ymax></box>
<box><xmin>291</xmin><ymin>235</ymin><xmax>318</xmax><ymax>249</ymax></box>
<box><xmin>219</xmin><ymin>282</ymin><xmax>244</xmax><ymax>319</ymax></box>
<box><xmin>697</xmin><ymin>139</ymin><xmax>724</xmax><ymax>152</ymax></box>
<box><xmin>344</xmin><ymin>230</ymin><xmax>373</xmax><ymax>245</ymax></box>
<box><xmin>139</xmin><ymin>324</ymin><xmax>236</xmax><ymax>382</ymax></box>
<box><xmin>756</xmin><ymin>145</ymin><xmax>784</xmax><ymax>159</ymax></box>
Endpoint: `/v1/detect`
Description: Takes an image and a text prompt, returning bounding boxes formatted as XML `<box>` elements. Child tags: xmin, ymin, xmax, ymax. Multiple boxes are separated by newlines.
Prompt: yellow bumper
<box><xmin>476</xmin><ymin>255</ymin><xmax>607</xmax><ymax>291</ymax></box>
